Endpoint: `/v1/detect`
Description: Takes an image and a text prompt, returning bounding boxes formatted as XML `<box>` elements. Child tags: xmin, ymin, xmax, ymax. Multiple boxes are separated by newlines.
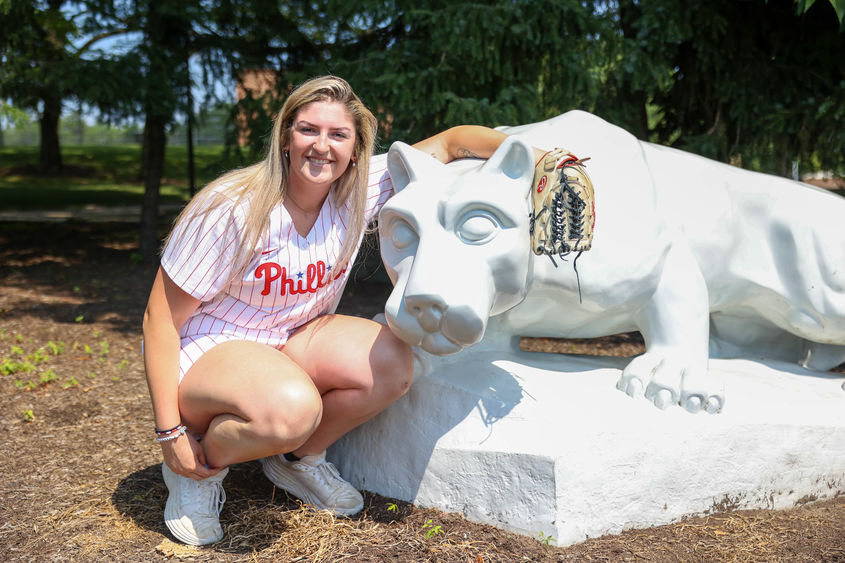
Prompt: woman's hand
<box><xmin>412</xmin><ymin>125</ymin><xmax>548</xmax><ymax>166</ymax></box>
<box><xmin>160</xmin><ymin>433</ymin><xmax>220</xmax><ymax>480</ymax></box>
<box><xmin>412</xmin><ymin>125</ymin><xmax>508</xmax><ymax>164</ymax></box>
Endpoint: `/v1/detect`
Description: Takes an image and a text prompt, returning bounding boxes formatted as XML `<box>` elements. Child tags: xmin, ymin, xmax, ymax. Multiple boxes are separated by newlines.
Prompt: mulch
<box><xmin>0</xmin><ymin>220</ymin><xmax>842</xmax><ymax>562</ymax></box>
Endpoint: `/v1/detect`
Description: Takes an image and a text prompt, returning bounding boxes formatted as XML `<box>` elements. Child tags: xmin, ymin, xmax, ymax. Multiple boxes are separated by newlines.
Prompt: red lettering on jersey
<box><xmin>255</xmin><ymin>262</ymin><xmax>281</xmax><ymax>295</ymax></box>
<box><xmin>255</xmin><ymin>260</ymin><xmax>347</xmax><ymax>296</ymax></box>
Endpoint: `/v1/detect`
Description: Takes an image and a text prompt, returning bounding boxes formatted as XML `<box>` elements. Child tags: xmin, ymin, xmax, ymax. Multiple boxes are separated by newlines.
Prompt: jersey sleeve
<box><xmin>364</xmin><ymin>152</ymin><xmax>394</xmax><ymax>222</ymax></box>
<box><xmin>160</xmin><ymin>197</ymin><xmax>246</xmax><ymax>302</ymax></box>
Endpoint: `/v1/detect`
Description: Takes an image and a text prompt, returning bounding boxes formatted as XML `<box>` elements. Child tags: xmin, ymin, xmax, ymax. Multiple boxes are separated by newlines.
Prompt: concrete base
<box><xmin>328</xmin><ymin>349</ymin><xmax>845</xmax><ymax>546</ymax></box>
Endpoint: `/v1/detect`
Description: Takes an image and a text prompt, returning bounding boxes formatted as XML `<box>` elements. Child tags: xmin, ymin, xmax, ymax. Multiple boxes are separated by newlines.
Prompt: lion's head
<box><xmin>378</xmin><ymin>137</ymin><xmax>536</xmax><ymax>355</ymax></box>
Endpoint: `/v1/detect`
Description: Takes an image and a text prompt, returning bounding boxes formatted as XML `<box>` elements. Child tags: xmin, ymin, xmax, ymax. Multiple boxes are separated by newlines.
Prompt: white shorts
<box><xmin>143</xmin><ymin>334</ymin><xmax>288</xmax><ymax>385</ymax></box>
<box><xmin>178</xmin><ymin>334</ymin><xmax>247</xmax><ymax>384</ymax></box>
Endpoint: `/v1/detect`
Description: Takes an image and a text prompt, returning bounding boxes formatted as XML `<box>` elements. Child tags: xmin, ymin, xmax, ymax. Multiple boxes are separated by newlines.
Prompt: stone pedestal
<box><xmin>329</xmin><ymin>349</ymin><xmax>845</xmax><ymax>546</ymax></box>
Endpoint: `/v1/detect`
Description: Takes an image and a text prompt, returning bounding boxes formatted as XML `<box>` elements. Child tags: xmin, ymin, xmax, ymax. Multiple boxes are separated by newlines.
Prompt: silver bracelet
<box><xmin>154</xmin><ymin>425</ymin><xmax>186</xmax><ymax>443</ymax></box>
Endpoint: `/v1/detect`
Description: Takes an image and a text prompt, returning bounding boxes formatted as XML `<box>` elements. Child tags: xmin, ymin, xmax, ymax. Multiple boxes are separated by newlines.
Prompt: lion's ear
<box><xmin>387</xmin><ymin>142</ymin><xmax>445</xmax><ymax>193</ymax></box>
<box><xmin>481</xmin><ymin>136</ymin><xmax>534</xmax><ymax>192</ymax></box>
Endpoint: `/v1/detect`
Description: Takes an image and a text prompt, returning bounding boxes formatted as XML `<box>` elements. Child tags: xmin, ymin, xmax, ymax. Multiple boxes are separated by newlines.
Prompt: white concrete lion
<box><xmin>378</xmin><ymin>110</ymin><xmax>845</xmax><ymax>414</ymax></box>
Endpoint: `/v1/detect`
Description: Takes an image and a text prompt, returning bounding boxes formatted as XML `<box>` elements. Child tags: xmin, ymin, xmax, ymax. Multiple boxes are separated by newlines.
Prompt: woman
<box><xmin>142</xmin><ymin>75</ymin><xmax>509</xmax><ymax>546</ymax></box>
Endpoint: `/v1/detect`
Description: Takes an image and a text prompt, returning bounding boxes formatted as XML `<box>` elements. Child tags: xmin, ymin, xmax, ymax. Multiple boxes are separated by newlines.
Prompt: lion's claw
<box><xmin>617</xmin><ymin>352</ymin><xmax>723</xmax><ymax>414</ymax></box>
<box><xmin>616</xmin><ymin>375</ymin><xmax>643</xmax><ymax>398</ymax></box>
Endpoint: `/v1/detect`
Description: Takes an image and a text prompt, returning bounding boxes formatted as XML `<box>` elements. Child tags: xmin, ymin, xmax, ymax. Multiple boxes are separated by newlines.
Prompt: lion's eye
<box><xmin>389</xmin><ymin>219</ymin><xmax>418</xmax><ymax>249</ymax></box>
<box><xmin>456</xmin><ymin>212</ymin><xmax>499</xmax><ymax>244</ymax></box>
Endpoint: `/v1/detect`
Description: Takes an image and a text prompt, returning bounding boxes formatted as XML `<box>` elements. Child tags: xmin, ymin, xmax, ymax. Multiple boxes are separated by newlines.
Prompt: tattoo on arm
<box><xmin>456</xmin><ymin>147</ymin><xmax>480</xmax><ymax>159</ymax></box>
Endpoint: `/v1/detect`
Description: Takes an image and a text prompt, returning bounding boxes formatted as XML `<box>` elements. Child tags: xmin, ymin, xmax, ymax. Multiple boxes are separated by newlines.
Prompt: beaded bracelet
<box><xmin>155</xmin><ymin>423</ymin><xmax>184</xmax><ymax>436</ymax></box>
<box><xmin>154</xmin><ymin>424</ymin><xmax>187</xmax><ymax>443</ymax></box>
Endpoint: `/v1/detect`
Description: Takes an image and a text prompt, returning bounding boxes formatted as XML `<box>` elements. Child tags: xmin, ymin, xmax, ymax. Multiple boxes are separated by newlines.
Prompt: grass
<box><xmin>0</xmin><ymin>145</ymin><xmax>251</xmax><ymax>210</ymax></box>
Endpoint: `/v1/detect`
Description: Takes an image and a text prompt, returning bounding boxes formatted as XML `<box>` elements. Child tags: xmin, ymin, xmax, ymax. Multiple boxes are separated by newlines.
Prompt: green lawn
<box><xmin>0</xmin><ymin>145</ymin><xmax>252</xmax><ymax>210</ymax></box>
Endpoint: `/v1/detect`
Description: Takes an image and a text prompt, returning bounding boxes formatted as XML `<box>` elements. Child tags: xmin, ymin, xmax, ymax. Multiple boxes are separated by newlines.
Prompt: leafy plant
<box><xmin>538</xmin><ymin>531</ymin><xmax>556</xmax><ymax>546</ymax></box>
<box><xmin>22</xmin><ymin>408</ymin><xmax>34</xmax><ymax>422</ymax></box>
<box><xmin>1</xmin><ymin>358</ymin><xmax>36</xmax><ymax>375</ymax></box>
<box><xmin>98</xmin><ymin>341</ymin><xmax>110</xmax><ymax>363</ymax></box>
<box><xmin>28</xmin><ymin>348</ymin><xmax>48</xmax><ymax>364</ymax></box>
<box><xmin>39</xmin><ymin>369</ymin><xmax>58</xmax><ymax>384</ymax></box>
<box><xmin>46</xmin><ymin>341</ymin><xmax>65</xmax><ymax>355</ymax></box>
<box><xmin>386</xmin><ymin>502</ymin><xmax>398</xmax><ymax>512</ymax></box>
<box><xmin>422</xmin><ymin>519</ymin><xmax>444</xmax><ymax>539</ymax></box>
<box><xmin>61</xmin><ymin>376</ymin><xmax>80</xmax><ymax>389</ymax></box>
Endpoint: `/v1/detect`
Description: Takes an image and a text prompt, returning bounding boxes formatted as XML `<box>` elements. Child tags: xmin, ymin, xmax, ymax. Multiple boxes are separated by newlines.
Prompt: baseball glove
<box><xmin>529</xmin><ymin>147</ymin><xmax>595</xmax><ymax>266</ymax></box>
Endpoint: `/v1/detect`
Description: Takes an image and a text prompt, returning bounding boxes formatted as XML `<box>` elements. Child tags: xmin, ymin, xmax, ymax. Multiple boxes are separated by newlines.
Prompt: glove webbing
<box><xmin>551</xmin><ymin>156</ymin><xmax>590</xmax><ymax>258</ymax></box>
<box><xmin>529</xmin><ymin>150</ymin><xmax>595</xmax><ymax>303</ymax></box>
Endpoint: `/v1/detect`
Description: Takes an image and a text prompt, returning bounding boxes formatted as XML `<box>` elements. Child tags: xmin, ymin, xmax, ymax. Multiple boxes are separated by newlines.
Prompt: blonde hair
<box><xmin>165</xmin><ymin>75</ymin><xmax>378</xmax><ymax>286</ymax></box>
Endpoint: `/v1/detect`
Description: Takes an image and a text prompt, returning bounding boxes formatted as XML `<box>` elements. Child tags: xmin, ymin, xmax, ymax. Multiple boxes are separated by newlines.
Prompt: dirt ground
<box><xmin>0</xmin><ymin>220</ymin><xmax>842</xmax><ymax>562</ymax></box>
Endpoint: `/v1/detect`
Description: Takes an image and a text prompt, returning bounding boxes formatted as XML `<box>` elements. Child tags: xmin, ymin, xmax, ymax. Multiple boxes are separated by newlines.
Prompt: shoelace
<box><xmin>196</xmin><ymin>478</ymin><xmax>227</xmax><ymax>516</ymax></box>
<box><xmin>297</xmin><ymin>459</ymin><xmax>345</xmax><ymax>493</ymax></box>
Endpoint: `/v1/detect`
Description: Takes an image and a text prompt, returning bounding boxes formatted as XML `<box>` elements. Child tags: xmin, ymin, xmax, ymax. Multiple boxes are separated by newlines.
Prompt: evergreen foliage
<box><xmin>281</xmin><ymin>0</ymin><xmax>606</xmax><ymax>146</ymax></box>
<box><xmin>1</xmin><ymin>0</ymin><xmax>842</xmax><ymax>245</ymax></box>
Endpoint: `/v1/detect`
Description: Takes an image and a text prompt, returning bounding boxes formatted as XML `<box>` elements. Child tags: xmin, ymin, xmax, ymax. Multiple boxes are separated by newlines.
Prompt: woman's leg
<box><xmin>178</xmin><ymin>340</ymin><xmax>323</xmax><ymax>469</ymax></box>
<box><xmin>281</xmin><ymin>314</ymin><xmax>414</xmax><ymax>456</ymax></box>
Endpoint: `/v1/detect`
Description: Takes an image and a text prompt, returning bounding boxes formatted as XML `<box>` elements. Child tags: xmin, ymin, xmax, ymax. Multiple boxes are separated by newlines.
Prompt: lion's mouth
<box><xmin>420</xmin><ymin>331</ymin><xmax>465</xmax><ymax>355</ymax></box>
<box><xmin>385</xmin><ymin>282</ymin><xmax>491</xmax><ymax>356</ymax></box>
<box><xmin>416</xmin><ymin>307</ymin><xmax>487</xmax><ymax>355</ymax></box>
<box><xmin>385</xmin><ymin>308</ymin><xmax>482</xmax><ymax>356</ymax></box>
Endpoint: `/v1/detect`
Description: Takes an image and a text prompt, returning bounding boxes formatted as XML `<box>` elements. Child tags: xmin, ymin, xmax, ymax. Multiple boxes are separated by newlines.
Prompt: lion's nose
<box><xmin>405</xmin><ymin>294</ymin><xmax>446</xmax><ymax>333</ymax></box>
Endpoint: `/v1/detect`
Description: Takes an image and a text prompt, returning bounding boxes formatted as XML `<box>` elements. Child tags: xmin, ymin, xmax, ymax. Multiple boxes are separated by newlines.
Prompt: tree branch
<box><xmin>73</xmin><ymin>28</ymin><xmax>132</xmax><ymax>57</ymax></box>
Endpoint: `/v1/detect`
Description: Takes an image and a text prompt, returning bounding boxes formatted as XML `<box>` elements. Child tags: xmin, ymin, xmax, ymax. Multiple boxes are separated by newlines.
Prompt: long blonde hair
<box><xmin>164</xmin><ymin>75</ymin><xmax>378</xmax><ymax>286</ymax></box>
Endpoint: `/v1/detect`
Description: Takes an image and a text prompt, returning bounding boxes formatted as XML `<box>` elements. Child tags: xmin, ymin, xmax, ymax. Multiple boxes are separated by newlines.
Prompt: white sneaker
<box><xmin>161</xmin><ymin>463</ymin><xmax>228</xmax><ymax>546</ymax></box>
<box><xmin>261</xmin><ymin>452</ymin><xmax>364</xmax><ymax>516</ymax></box>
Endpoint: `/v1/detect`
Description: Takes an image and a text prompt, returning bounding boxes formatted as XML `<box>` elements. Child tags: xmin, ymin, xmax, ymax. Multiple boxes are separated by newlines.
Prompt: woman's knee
<box><xmin>251</xmin><ymin>379</ymin><xmax>323</xmax><ymax>448</ymax></box>
<box><xmin>373</xmin><ymin>331</ymin><xmax>414</xmax><ymax>399</ymax></box>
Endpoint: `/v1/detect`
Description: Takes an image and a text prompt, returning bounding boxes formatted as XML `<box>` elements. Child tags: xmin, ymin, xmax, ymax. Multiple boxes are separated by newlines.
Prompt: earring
<box><xmin>284</xmin><ymin>151</ymin><xmax>289</xmax><ymax>159</ymax></box>
<box><xmin>351</xmin><ymin>160</ymin><xmax>356</xmax><ymax>168</ymax></box>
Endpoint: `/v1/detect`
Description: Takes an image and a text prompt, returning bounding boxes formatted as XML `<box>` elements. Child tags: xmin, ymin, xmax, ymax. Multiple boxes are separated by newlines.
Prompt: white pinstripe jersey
<box><xmin>161</xmin><ymin>153</ymin><xmax>393</xmax><ymax>349</ymax></box>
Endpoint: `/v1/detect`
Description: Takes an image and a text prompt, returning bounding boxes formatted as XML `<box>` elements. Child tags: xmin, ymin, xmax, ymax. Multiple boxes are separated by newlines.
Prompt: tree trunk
<box><xmin>139</xmin><ymin>120</ymin><xmax>150</xmax><ymax>181</ymax></box>
<box><xmin>75</xmin><ymin>106</ymin><xmax>84</xmax><ymax>145</ymax></box>
<box><xmin>775</xmin><ymin>135</ymin><xmax>791</xmax><ymax>178</ymax></box>
<box><xmin>39</xmin><ymin>94</ymin><xmax>62</xmax><ymax>173</ymax></box>
<box><xmin>186</xmin><ymin>73</ymin><xmax>196</xmax><ymax>197</ymax></box>
<box><xmin>634</xmin><ymin>91</ymin><xmax>650</xmax><ymax>141</ymax></box>
<box><xmin>139</xmin><ymin>112</ymin><xmax>167</xmax><ymax>262</ymax></box>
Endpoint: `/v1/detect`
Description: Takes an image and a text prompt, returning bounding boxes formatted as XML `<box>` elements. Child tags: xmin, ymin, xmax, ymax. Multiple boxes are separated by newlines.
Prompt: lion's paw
<box><xmin>616</xmin><ymin>353</ymin><xmax>724</xmax><ymax>414</ymax></box>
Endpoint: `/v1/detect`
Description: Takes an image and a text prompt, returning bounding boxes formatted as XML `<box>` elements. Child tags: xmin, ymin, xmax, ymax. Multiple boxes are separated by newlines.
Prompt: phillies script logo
<box><xmin>255</xmin><ymin>260</ymin><xmax>346</xmax><ymax>296</ymax></box>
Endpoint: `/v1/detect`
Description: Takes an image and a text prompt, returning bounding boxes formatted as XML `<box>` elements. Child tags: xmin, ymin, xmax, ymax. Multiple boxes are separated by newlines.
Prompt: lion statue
<box><xmin>378</xmin><ymin>110</ymin><xmax>845</xmax><ymax>414</ymax></box>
